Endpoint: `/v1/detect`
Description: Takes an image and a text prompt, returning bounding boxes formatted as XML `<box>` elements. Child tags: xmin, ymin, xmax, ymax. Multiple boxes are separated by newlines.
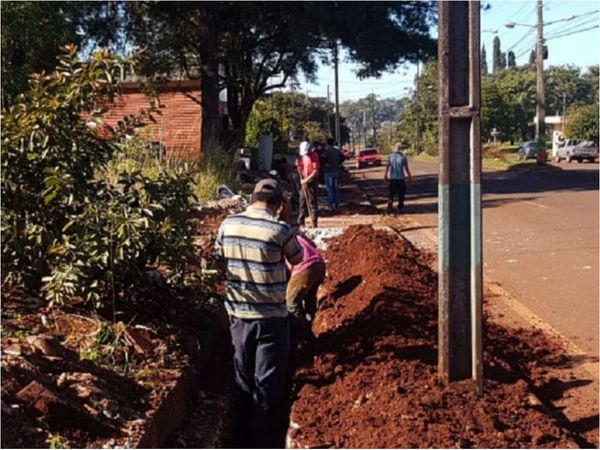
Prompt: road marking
<box><xmin>522</xmin><ymin>200</ymin><xmax>550</xmax><ymax>210</ymax></box>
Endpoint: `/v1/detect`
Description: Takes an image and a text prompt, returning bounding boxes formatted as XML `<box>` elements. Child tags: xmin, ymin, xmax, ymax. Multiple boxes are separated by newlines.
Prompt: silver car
<box><xmin>555</xmin><ymin>139</ymin><xmax>581</xmax><ymax>162</ymax></box>
<box><xmin>556</xmin><ymin>139</ymin><xmax>597</xmax><ymax>163</ymax></box>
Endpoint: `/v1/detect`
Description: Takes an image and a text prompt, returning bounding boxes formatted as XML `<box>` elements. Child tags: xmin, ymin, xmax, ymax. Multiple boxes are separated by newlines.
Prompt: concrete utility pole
<box><xmin>371</xmin><ymin>93</ymin><xmax>377</xmax><ymax>147</ymax></box>
<box><xmin>334</xmin><ymin>40</ymin><xmax>341</xmax><ymax>145</ymax></box>
<box><xmin>415</xmin><ymin>61</ymin><xmax>421</xmax><ymax>153</ymax></box>
<box><xmin>536</xmin><ymin>0</ymin><xmax>546</xmax><ymax>140</ymax></box>
<box><xmin>362</xmin><ymin>110</ymin><xmax>367</xmax><ymax>148</ymax></box>
<box><xmin>437</xmin><ymin>0</ymin><xmax>483</xmax><ymax>394</ymax></box>
<box><xmin>561</xmin><ymin>92</ymin><xmax>566</xmax><ymax>132</ymax></box>
<box><xmin>327</xmin><ymin>84</ymin><xmax>332</xmax><ymax>136</ymax></box>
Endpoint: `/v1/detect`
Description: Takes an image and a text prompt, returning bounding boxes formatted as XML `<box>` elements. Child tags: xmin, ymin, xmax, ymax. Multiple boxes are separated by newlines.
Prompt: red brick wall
<box><xmin>101</xmin><ymin>81</ymin><xmax>202</xmax><ymax>161</ymax></box>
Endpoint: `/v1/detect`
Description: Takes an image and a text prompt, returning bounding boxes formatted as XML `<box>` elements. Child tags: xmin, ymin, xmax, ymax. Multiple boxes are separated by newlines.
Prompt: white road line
<box><xmin>522</xmin><ymin>200</ymin><xmax>550</xmax><ymax>210</ymax></box>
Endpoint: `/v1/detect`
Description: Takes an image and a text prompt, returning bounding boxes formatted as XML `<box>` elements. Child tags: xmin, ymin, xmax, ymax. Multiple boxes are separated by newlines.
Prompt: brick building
<box><xmin>101</xmin><ymin>80</ymin><xmax>205</xmax><ymax>160</ymax></box>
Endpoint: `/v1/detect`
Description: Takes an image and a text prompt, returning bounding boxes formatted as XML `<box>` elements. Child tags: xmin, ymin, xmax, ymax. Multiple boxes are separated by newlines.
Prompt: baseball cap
<box><xmin>299</xmin><ymin>141</ymin><xmax>310</xmax><ymax>156</ymax></box>
<box><xmin>253</xmin><ymin>178</ymin><xmax>283</xmax><ymax>196</ymax></box>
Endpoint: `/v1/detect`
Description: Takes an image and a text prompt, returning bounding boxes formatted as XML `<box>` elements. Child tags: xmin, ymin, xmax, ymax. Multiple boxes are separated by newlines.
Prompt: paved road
<box><xmin>352</xmin><ymin>159</ymin><xmax>599</xmax><ymax>356</ymax></box>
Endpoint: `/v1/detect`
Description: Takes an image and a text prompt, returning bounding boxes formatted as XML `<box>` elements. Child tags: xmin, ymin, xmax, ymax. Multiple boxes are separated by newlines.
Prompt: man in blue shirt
<box><xmin>384</xmin><ymin>142</ymin><xmax>413</xmax><ymax>212</ymax></box>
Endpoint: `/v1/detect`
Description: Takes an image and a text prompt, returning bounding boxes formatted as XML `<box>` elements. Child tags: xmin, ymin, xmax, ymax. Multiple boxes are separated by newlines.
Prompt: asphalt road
<box><xmin>352</xmin><ymin>158</ymin><xmax>599</xmax><ymax>356</ymax></box>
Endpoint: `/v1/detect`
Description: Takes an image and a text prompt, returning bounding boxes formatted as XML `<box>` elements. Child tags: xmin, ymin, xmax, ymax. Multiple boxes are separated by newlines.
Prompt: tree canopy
<box><xmin>98</xmin><ymin>1</ymin><xmax>437</xmax><ymax>145</ymax></box>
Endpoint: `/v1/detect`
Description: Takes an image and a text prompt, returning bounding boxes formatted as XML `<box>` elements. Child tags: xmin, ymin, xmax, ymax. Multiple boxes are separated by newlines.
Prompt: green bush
<box><xmin>565</xmin><ymin>104</ymin><xmax>599</xmax><ymax>142</ymax></box>
<box><xmin>1</xmin><ymin>47</ymin><xmax>198</xmax><ymax>308</ymax></box>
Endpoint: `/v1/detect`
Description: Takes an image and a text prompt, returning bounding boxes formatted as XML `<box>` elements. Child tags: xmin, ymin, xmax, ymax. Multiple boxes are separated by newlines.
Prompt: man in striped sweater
<box><xmin>216</xmin><ymin>179</ymin><xmax>303</xmax><ymax>448</ymax></box>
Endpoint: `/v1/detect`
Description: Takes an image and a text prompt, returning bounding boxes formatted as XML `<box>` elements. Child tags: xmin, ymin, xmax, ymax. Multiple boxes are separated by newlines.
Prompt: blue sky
<box><xmin>297</xmin><ymin>0</ymin><xmax>599</xmax><ymax>101</ymax></box>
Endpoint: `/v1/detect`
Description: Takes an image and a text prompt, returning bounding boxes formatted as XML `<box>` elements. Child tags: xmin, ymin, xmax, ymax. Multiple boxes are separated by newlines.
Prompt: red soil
<box><xmin>287</xmin><ymin>225</ymin><xmax>581</xmax><ymax>448</ymax></box>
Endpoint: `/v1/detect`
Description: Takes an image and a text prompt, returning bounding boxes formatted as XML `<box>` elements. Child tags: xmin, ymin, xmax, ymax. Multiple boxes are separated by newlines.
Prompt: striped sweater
<box><xmin>215</xmin><ymin>205</ymin><xmax>303</xmax><ymax>319</ymax></box>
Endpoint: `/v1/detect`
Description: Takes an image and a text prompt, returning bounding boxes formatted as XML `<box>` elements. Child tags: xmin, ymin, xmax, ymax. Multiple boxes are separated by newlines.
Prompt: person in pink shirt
<box><xmin>285</xmin><ymin>233</ymin><xmax>326</xmax><ymax>338</ymax></box>
<box><xmin>296</xmin><ymin>141</ymin><xmax>320</xmax><ymax>228</ymax></box>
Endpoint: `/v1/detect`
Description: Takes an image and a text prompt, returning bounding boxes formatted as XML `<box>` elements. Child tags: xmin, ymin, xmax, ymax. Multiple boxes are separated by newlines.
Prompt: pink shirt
<box><xmin>296</xmin><ymin>152</ymin><xmax>320</xmax><ymax>179</ymax></box>
<box><xmin>286</xmin><ymin>235</ymin><xmax>323</xmax><ymax>275</ymax></box>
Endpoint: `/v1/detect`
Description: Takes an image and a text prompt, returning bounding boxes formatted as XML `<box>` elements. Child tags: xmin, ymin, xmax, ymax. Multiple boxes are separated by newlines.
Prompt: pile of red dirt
<box><xmin>287</xmin><ymin>225</ymin><xmax>581</xmax><ymax>448</ymax></box>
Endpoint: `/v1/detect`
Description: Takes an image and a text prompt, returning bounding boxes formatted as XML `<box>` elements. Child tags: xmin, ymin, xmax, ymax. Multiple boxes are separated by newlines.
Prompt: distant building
<box><xmin>533</xmin><ymin>115</ymin><xmax>564</xmax><ymax>134</ymax></box>
<box><xmin>100</xmin><ymin>80</ymin><xmax>229</xmax><ymax>161</ymax></box>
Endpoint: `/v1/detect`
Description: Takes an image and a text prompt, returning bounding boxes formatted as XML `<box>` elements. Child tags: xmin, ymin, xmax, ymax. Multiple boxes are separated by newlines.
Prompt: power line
<box><xmin>545</xmin><ymin>24</ymin><xmax>599</xmax><ymax>41</ymax></box>
<box><xmin>545</xmin><ymin>16</ymin><xmax>599</xmax><ymax>39</ymax></box>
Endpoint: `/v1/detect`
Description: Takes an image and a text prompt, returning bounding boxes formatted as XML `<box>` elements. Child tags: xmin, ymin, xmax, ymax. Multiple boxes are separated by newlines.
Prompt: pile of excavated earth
<box><xmin>2</xmin><ymin>198</ymin><xmax>596</xmax><ymax>448</ymax></box>
<box><xmin>287</xmin><ymin>225</ymin><xmax>584</xmax><ymax>448</ymax></box>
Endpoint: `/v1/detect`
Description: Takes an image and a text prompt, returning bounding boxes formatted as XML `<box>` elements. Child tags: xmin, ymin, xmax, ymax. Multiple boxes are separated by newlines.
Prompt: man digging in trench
<box><xmin>216</xmin><ymin>179</ymin><xmax>304</xmax><ymax>448</ymax></box>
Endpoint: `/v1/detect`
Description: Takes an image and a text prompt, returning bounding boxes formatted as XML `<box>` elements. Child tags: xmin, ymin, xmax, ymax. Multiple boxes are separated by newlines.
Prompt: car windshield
<box><xmin>360</xmin><ymin>149</ymin><xmax>377</xmax><ymax>156</ymax></box>
<box><xmin>578</xmin><ymin>141</ymin><xmax>594</xmax><ymax>148</ymax></box>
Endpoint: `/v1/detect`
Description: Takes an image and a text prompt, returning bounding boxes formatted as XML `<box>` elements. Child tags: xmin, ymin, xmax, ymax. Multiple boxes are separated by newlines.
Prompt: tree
<box><xmin>0</xmin><ymin>2</ymin><xmax>123</xmax><ymax>106</ymax></box>
<box><xmin>529</xmin><ymin>49</ymin><xmax>536</xmax><ymax>66</ymax></box>
<box><xmin>499</xmin><ymin>52</ymin><xmax>507</xmax><ymax>71</ymax></box>
<box><xmin>1</xmin><ymin>2</ymin><xmax>81</xmax><ymax>105</ymax></box>
<box><xmin>481</xmin><ymin>45</ymin><xmax>488</xmax><ymax>74</ymax></box>
<box><xmin>396</xmin><ymin>60</ymin><xmax>438</xmax><ymax>153</ymax></box>
<box><xmin>565</xmin><ymin>104</ymin><xmax>599</xmax><ymax>141</ymax></box>
<box><xmin>116</xmin><ymin>2</ymin><xmax>436</xmax><ymax>147</ymax></box>
<box><xmin>492</xmin><ymin>36</ymin><xmax>502</xmax><ymax>73</ymax></box>
<box><xmin>507</xmin><ymin>51</ymin><xmax>516</xmax><ymax>68</ymax></box>
<box><xmin>244</xmin><ymin>91</ymin><xmax>351</xmax><ymax>147</ymax></box>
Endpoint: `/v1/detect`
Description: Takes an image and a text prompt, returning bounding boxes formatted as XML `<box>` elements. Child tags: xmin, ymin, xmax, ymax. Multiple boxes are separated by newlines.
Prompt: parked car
<box><xmin>555</xmin><ymin>139</ymin><xmax>596</xmax><ymax>163</ymax></box>
<box><xmin>517</xmin><ymin>141</ymin><xmax>539</xmax><ymax>160</ymax></box>
<box><xmin>356</xmin><ymin>148</ymin><xmax>382</xmax><ymax>169</ymax></box>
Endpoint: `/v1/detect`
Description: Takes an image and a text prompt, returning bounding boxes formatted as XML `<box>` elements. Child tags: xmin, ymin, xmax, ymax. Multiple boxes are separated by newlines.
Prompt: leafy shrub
<box><xmin>1</xmin><ymin>46</ymin><xmax>198</xmax><ymax>308</ymax></box>
<box><xmin>565</xmin><ymin>104</ymin><xmax>599</xmax><ymax>142</ymax></box>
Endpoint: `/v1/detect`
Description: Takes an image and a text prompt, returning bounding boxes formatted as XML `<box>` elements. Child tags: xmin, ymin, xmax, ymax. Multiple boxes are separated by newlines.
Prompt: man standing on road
<box><xmin>216</xmin><ymin>179</ymin><xmax>303</xmax><ymax>448</ymax></box>
<box><xmin>384</xmin><ymin>142</ymin><xmax>413</xmax><ymax>212</ymax></box>
<box><xmin>323</xmin><ymin>137</ymin><xmax>342</xmax><ymax>211</ymax></box>
<box><xmin>296</xmin><ymin>141</ymin><xmax>320</xmax><ymax>228</ymax></box>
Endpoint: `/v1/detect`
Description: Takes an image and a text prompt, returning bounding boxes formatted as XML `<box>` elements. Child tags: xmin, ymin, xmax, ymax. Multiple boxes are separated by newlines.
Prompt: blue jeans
<box><xmin>229</xmin><ymin>316</ymin><xmax>289</xmax><ymax>448</ymax></box>
<box><xmin>324</xmin><ymin>171</ymin><xmax>339</xmax><ymax>208</ymax></box>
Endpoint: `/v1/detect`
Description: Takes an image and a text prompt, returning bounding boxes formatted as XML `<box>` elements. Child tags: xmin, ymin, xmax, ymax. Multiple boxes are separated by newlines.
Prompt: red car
<box><xmin>356</xmin><ymin>148</ymin><xmax>382</xmax><ymax>169</ymax></box>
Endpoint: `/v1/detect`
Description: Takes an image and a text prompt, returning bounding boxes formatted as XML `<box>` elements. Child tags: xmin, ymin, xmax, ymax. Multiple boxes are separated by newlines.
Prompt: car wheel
<box><xmin>554</xmin><ymin>156</ymin><xmax>561</xmax><ymax>163</ymax></box>
<box><xmin>566</xmin><ymin>156</ymin><xmax>572</xmax><ymax>163</ymax></box>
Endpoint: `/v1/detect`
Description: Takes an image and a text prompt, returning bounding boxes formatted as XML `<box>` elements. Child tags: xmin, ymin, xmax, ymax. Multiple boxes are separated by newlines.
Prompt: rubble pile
<box><xmin>287</xmin><ymin>225</ymin><xmax>579</xmax><ymax>448</ymax></box>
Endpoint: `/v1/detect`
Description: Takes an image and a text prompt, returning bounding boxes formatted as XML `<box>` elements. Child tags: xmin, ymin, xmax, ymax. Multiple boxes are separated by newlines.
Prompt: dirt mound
<box><xmin>287</xmin><ymin>225</ymin><xmax>578</xmax><ymax>448</ymax></box>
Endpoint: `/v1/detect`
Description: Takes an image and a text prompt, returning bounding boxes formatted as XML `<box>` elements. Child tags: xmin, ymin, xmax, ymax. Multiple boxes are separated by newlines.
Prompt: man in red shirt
<box><xmin>296</xmin><ymin>141</ymin><xmax>320</xmax><ymax>228</ymax></box>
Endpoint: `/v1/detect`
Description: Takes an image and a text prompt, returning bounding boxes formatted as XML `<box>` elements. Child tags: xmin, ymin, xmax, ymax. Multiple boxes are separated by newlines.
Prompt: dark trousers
<box><xmin>229</xmin><ymin>316</ymin><xmax>290</xmax><ymax>448</ymax></box>
<box><xmin>324</xmin><ymin>171</ymin><xmax>339</xmax><ymax>209</ymax></box>
<box><xmin>388</xmin><ymin>179</ymin><xmax>407</xmax><ymax>209</ymax></box>
<box><xmin>298</xmin><ymin>179</ymin><xmax>318</xmax><ymax>227</ymax></box>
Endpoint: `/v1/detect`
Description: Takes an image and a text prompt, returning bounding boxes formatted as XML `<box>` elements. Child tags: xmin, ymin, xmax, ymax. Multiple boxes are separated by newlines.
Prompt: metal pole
<box><xmin>334</xmin><ymin>40</ymin><xmax>341</xmax><ymax>145</ymax></box>
<box><xmin>437</xmin><ymin>0</ymin><xmax>483</xmax><ymax>393</ymax></box>
<box><xmin>536</xmin><ymin>0</ymin><xmax>546</xmax><ymax>140</ymax></box>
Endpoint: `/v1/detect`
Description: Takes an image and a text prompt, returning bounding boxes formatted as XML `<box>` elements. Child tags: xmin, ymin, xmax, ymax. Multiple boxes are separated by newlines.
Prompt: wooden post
<box><xmin>437</xmin><ymin>0</ymin><xmax>483</xmax><ymax>393</ymax></box>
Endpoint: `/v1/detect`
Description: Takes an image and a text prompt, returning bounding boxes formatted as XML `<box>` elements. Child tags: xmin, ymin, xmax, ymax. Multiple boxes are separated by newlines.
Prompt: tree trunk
<box><xmin>198</xmin><ymin>20</ymin><xmax>220</xmax><ymax>156</ymax></box>
<box><xmin>227</xmin><ymin>86</ymin><xmax>256</xmax><ymax>149</ymax></box>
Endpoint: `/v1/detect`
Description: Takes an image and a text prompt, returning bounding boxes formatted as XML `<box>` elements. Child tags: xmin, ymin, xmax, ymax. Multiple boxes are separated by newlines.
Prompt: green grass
<box><xmin>412</xmin><ymin>149</ymin><xmax>561</xmax><ymax>172</ymax></box>
<box><xmin>192</xmin><ymin>142</ymin><xmax>238</xmax><ymax>202</ymax></box>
